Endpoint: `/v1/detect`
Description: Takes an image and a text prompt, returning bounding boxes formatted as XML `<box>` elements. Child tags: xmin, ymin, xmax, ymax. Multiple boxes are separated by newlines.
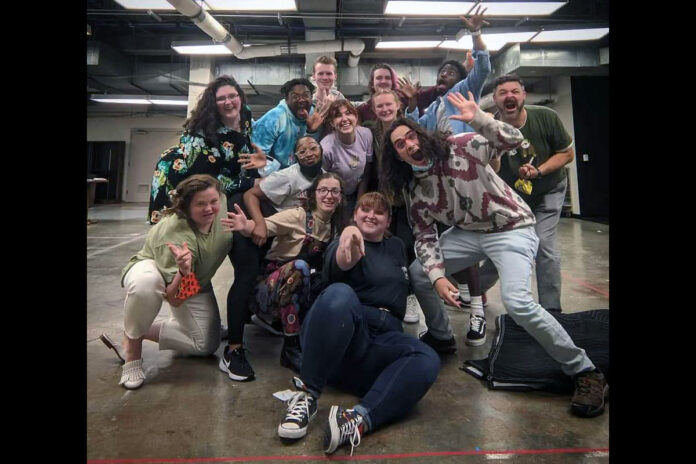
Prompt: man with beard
<box><xmin>380</xmin><ymin>91</ymin><xmax>608</xmax><ymax>418</ymax></box>
<box><xmin>252</xmin><ymin>78</ymin><xmax>320</xmax><ymax>175</ymax></box>
<box><xmin>478</xmin><ymin>74</ymin><xmax>575</xmax><ymax>312</ymax></box>
<box><xmin>402</xmin><ymin>6</ymin><xmax>491</xmax><ymax>136</ymax></box>
<box><xmin>222</xmin><ymin>137</ymin><xmax>327</xmax><ymax>381</ymax></box>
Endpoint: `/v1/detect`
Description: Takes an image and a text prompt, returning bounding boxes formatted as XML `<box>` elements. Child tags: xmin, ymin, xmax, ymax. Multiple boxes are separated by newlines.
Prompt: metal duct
<box><xmin>166</xmin><ymin>0</ymin><xmax>364</xmax><ymax>66</ymax></box>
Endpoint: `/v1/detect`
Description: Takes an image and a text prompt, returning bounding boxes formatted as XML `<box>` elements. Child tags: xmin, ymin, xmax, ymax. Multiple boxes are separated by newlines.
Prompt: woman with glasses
<box><xmin>320</xmin><ymin>100</ymin><xmax>373</xmax><ymax>218</ymax></box>
<box><xmin>148</xmin><ymin>75</ymin><xmax>272</xmax><ymax>225</ymax></box>
<box><xmin>222</xmin><ymin>172</ymin><xmax>346</xmax><ymax>375</ymax></box>
<box><xmin>221</xmin><ymin>136</ymin><xmax>327</xmax><ymax>382</ymax></box>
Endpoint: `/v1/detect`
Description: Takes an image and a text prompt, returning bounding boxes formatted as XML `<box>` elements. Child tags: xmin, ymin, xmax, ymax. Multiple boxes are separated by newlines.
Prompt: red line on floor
<box><xmin>87</xmin><ymin>447</ymin><xmax>609</xmax><ymax>463</ymax></box>
<box><xmin>561</xmin><ymin>272</ymin><xmax>609</xmax><ymax>298</ymax></box>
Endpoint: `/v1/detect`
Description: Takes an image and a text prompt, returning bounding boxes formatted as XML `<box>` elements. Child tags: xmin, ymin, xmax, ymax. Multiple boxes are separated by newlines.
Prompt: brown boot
<box><xmin>570</xmin><ymin>369</ymin><xmax>608</xmax><ymax>418</ymax></box>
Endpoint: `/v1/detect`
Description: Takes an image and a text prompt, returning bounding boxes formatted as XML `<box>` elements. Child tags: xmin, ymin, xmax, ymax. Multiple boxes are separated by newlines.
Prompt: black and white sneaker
<box><xmin>251</xmin><ymin>314</ymin><xmax>283</xmax><ymax>336</ymax></box>
<box><xmin>465</xmin><ymin>315</ymin><xmax>486</xmax><ymax>346</ymax></box>
<box><xmin>323</xmin><ymin>405</ymin><xmax>365</xmax><ymax>455</ymax></box>
<box><xmin>218</xmin><ymin>346</ymin><xmax>255</xmax><ymax>381</ymax></box>
<box><xmin>277</xmin><ymin>377</ymin><xmax>318</xmax><ymax>439</ymax></box>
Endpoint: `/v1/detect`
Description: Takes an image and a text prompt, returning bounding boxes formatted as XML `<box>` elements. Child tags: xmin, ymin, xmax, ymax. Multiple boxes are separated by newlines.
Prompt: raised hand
<box><xmin>463</xmin><ymin>50</ymin><xmax>474</xmax><ymax>73</ymax></box>
<box><xmin>447</xmin><ymin>91</ymin><xmax>479</xmax><ymax>123</ymax></box>
<box><xmin>221</xmin><ymin>204</ymin><xmax>249</xmax><ymax>232</ymax></box>
<box><xmin>460</xmin><ymin>5</ymin><xmax>489</xmax><ymax>32</ymax></box>
<box><xmin>166</xmin><ymin>241</ymin><xmax>192</xmax><ymax>275</ymax></box>
<box><xmin>306</xmin><ymin>95</ymin><xmax>335</xmax><ymax>132</ymax></box>
<box><xmin>397</xmin><ymin>76</ymin><xmax>420</xmax><ymax>100</ymax></box>
<box><xmin>238</xmin><ymin>143</ymin><xmax>268</xmax><ymax>170</ymax></box>
<box><xmin>337</xmin><ymin>226</ymin><xmax>365</xmax><ymax>264</ymax></box>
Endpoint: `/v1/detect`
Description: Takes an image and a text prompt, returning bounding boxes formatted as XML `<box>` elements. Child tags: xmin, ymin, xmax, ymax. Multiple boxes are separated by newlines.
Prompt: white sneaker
<box><xmin>403</xmin><ymin>295</ymin><xmax>421</xmax><ymax>323</ymax></box>
<box><xmin>119</xmin><ymin>359</ymin><xmax>145</xmax><ymax>390</ymax></box>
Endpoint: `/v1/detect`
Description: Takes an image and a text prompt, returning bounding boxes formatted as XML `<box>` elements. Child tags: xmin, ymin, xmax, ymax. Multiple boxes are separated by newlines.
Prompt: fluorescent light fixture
<box><xmin>90</xmin><ymin>95</ymin><xmax>189</xmax><ymax>105</ymax></box>
<box><xmin>440</xmin><ymin>31</ymin><xmax>536</xmax><ymax>51</ymax></box>
<box><xmin>385</xmin><ymin>1</ymin><xmax>565</xmax><ymax>16</ymax></box>
<box><xmin>472</xmin><ymin>2</ymin><xmax>565</xmax><ymax>16</ymax></box>
<box><xmin>113</xmin><ymin>1</ymin><xmax>177</xmax><ymax>9</ymax></box>
<box><xmin>90</xmin><ymin>95</ymin><xmax>151</xmax><ymax>105</ymax></box>
<box><xmin>148</xmin><ymin>97</ymin><xmax>189</xmax><ymax>106</ymax></box>
<box><xmin>532</xmin><ymin>28</ymin><xmax>609</xmax><ymax>42</ymax></box>
<box><xmin>205</xmin><ymin>0</ymin><xmax>297</xmax><ymax>10</ymax></box>
<box><xmin>439</xmin><ymin>38</ymin><xmax>473</xmax><ymax>50</ymax></box>
<box><xmin>376</xmin><ymin>40</ymin><xmax>443</xmax><ymax>49</ymax></box>
<box><xmin>385</xmin><ymin>1</ymin><xmax>475</xmax><ymax>15</ymax></box>
<box><xmin>171</xmin><ymin>41</ymin><xmax>233</xmax><ymax>55</ymax></box>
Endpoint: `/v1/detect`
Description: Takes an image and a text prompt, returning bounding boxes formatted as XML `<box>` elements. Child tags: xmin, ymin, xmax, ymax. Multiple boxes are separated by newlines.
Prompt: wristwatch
<box><xmin>535</xmin><ymin>166</ymin><xmax>543</xmax><ymax>178</ymax></box>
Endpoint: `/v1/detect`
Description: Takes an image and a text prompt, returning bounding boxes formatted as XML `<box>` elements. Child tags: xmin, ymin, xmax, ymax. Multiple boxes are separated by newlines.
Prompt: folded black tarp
<box><xmin>461</xmin><ymin>309</ymin><xmax>609</xmax><ymax>393</ymax></box>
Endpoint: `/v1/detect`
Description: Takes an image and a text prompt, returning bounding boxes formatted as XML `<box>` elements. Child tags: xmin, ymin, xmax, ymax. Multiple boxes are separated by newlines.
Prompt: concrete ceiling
<box><xmin>87</xmin><ymin>0</ymin><xmax>609</xmax><ymax>115</ymax></box>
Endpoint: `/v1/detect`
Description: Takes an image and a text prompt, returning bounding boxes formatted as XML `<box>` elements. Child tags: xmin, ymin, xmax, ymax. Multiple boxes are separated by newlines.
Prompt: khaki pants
<box><xmin>123</xmin><ymin>259</ymin><xmax>221</xmax><ymax>355</ymax></box>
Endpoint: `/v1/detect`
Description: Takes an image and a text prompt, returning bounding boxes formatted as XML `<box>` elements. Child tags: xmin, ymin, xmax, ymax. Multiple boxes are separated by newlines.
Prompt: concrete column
<box><xmin>188</xmin><ymin>56</ymin><xmax>215</xmax><ymax>117</ymax></box>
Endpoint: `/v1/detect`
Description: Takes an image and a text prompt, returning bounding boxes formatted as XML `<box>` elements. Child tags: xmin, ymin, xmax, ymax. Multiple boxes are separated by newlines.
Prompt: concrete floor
<box><xmin>87</xmin><ymin>203</ymin><xmax>609</xmax><ymax>463</ymax></box>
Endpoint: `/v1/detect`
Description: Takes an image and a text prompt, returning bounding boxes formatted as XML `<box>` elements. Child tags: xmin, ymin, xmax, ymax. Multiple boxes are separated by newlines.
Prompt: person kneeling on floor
<box><xmin>275</xmin><ymin>192</ymin><xmax>440</xmax><ymax>455</ymax></box>
<box><xmin>111</xmin><ymin>175</ymin><xmax>232</xmax><ymax>390</ymax></box>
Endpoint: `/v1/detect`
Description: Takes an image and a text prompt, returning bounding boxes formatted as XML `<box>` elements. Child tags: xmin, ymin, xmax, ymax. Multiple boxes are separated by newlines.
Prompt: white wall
<box><xmin>87</xmin><ymin>114</ymin><xmax>185</xmax><ymax>202</ymax></box>
<box><xmin>547</xmin><ymin>76</ymin><xmax>580</xmax><ymax>215</ymax></box>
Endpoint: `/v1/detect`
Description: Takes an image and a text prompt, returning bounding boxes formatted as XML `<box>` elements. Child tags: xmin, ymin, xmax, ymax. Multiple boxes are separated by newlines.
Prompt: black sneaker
<box><xmin>280</xmin><ymin>335</ymin><xmax>302</xmax><ymax>374</ymax></box>
<box><xmin>570</xmin><ymin>369</ymin><xmax>609</xmax><ymax>418</ymax></box>
<box><xmin>465</xmin><ymin>315</ymin><xmax>486</xmax><ymax>346</ymax></box>
<box><xmin>323</xmin><ymin>405</ymin><xmax>365</xmax><ymax>455</ymax></box>
<box><xmin>418</xmin><ymin>330</ymin><xmax>457</xmax><ymax>354</ymax></box>
<box><xmin>251</xmin><ymin>314</ymin><xmax>283</xmax><ymax>336</ymax></box>
<box><xmin>277</xmin><ymin>377</ymin><xmax>318</xmax><ymax>439</ymax></box>
<box><xmin>218</xmin><ymin>346</ymin><xmax>255</xmax><ymax>381</ymax></box>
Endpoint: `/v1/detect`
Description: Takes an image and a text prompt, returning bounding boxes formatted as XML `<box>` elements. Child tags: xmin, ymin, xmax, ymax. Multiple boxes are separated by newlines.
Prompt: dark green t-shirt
<box><xmin>497</xmin><ymin>105</ymin><xmax>573</xmax><ymax>209</ymax></box>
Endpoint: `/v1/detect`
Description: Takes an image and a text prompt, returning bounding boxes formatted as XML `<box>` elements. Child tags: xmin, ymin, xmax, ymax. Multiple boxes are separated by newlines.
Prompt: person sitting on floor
<box><xmin>112</xmin><ymin>174</ymin><xmax>231</xmax><ymax>390</ymax></box>
<box><xmin>275</xmin><ymin>192</ymin><xmax>440</xmax><ymax>455</ymax></box>
<box><xmin>221</xmin><ymin>173</ymin><xmax>346</xmax><ymax>374</ymax></box>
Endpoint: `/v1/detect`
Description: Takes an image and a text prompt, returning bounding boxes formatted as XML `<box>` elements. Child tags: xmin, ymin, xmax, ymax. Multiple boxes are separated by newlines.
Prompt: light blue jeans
<box><xmin>480</xmin><ymin>177</ymin><xmax>567</xmax><ymax>309</ymax></box>
<box><xmin>409</xmin><ymin>226</ymin><xmax>595</xmax><ymax>376</ymax></box>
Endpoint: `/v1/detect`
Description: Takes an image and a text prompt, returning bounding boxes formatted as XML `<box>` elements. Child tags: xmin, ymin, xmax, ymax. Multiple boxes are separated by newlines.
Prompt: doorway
<box><xmin>87</xmin><ymin>141</ymin><xmax>125</xmax><ymax>204</ymax></box>
<box><xmin>571</xmin><ymin>76</ymin><xmax>609</xmax><ymax>222</ymax></box>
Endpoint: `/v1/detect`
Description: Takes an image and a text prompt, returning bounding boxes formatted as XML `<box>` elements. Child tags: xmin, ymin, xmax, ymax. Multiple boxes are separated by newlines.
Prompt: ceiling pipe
<box><xmin>166</xmin><ymin>0</ymin><xmax>365</xmax><ymax>67</ymax></box>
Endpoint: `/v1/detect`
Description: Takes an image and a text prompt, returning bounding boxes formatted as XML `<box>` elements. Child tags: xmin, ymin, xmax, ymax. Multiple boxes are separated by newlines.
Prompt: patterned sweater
<box><xmin>409</xmin><ymin>108</ymin><xmax>536</xmax><ymax>284</ymax></box>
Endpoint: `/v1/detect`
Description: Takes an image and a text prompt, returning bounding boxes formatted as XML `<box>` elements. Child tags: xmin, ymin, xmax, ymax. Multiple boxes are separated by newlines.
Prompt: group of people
<box><xmin>101</xmin><ymin>7</ymin><xmax>608</xmax><ymax>457</ymax></box>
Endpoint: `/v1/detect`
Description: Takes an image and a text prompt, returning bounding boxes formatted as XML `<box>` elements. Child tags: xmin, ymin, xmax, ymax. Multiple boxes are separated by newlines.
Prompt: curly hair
<box><xmin>380</xmin><ymin>118</ymin><xmax>451</xmax><ymax>194</ymax></box>
<box><xmin>183</xmin><ymin>75</ymin><xmax>249</xmax><ymax>147</ymax></box>
<box><xmin>307</xmin><ymin>172</ymin><xmax>347</xmax><ymax>238</ymax></box>
<box><xmin>367</xmin><ymin>63</ymin><xmax>401</xmax><ymax>95</ymax></box>
<box><xmin>280</xmin><ymin>78</ymin><xmax>315</xmax><ymax>98</ymax></box>
<box><xmin>164</xmin><ymin>174</ymin><xmax>223</xmax><ymax>227</ymax></box>
<box><xmin>438</xmin><ymin>60</ymin><xmax>468</xmax><ymax>82</ymax></box>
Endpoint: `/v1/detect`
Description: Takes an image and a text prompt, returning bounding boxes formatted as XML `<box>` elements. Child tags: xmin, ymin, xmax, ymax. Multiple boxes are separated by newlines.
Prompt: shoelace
<box><xmin>232</xmin><ymin>347</ymin><xmax>249</xmax><ymax>366</ymax></box>
<box><xmin>576</xmin><ymin>374</ymin><xmax>601</xmax><ymax>396</ymax></box>
<box><xmin>339</xmin><ymin>412</ymin><xmax>362</xmax><ymax>456</ymax></box>
<box><xmin>285</xmin><ymin>392</ymin><xmax>312</xmax><ymax>423</ymax></box>
<box><xmin>470</xmin><ymin>316</ymin><xmax>484</xmax><ymax>332</ymax></box>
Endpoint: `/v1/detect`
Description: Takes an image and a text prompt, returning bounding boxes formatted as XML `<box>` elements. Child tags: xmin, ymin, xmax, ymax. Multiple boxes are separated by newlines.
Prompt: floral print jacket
<box><xmin>148</xmin><ymin>106</ymin><xmax>257</xmax><ymax>224</ymax></box>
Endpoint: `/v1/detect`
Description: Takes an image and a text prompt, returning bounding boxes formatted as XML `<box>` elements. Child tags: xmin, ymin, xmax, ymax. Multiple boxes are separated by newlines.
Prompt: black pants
<box><xmin>225</xmin><ymin>192</ymin><xmax>276</xmax><ymax>345</ymax></box>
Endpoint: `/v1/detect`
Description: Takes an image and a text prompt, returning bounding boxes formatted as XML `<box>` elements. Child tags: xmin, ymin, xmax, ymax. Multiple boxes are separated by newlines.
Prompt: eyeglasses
<box><xmin>295</xmin><ymin>146</ymin><xmax>321</xmax><ymax>157</ymax></box>
<box><xmin>316</xmin><ymin>187</ymin><xmax>341</xmax><ymax>197</ymax></box>
<box><xmin>289</xmin><ymin>92</ymin><xmax>312</xmax><ymax>100</ymax></box>
<box><xmin>393</xmin><ymin>130</ymin><xmax>418</xmax><ymax>151</ymax></box>
<box><xmin>216</xmin><ymin>94</ymin><xmax>240</xmax><ymax>102</ymax></box>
